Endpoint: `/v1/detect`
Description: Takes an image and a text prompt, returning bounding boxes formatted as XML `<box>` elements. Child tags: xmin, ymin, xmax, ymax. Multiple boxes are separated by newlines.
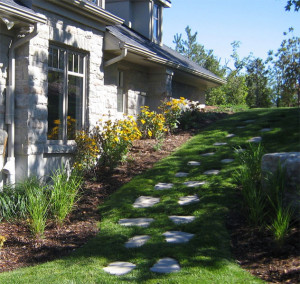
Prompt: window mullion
<box><xmin>63</xmin><ymin>50</ymin><xmax>68</xmax><ymax>142</ymax></box>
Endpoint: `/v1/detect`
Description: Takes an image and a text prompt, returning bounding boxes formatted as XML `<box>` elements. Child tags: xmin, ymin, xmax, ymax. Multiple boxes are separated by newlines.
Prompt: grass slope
<box><xmin>1</xmin><ymin>108</ymin><xmax>299</xmax><ymax>283</ymax></box>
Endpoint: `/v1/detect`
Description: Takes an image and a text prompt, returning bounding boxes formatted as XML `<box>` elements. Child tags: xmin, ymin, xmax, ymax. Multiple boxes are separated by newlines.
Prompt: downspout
<box><xmin>3</xmin><ymin>23</ymin><xmax>38</xmax><ymax>185</ymax></box>
<box><xmin>104</xmin><ymin>43</ymin><xmax>128</xmax><ymax>67</ymax></box>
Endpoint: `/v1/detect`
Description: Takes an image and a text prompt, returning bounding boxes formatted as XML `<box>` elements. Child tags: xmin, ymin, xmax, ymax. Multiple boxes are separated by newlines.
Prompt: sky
<box><xmin>163</xmin><ymin>0</ymin><xmax>300</xmax><ymax>68</ymax></box>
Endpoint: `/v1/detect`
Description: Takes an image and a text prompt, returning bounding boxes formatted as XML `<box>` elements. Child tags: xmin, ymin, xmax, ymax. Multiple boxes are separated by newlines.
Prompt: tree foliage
<box><xmin>285</xmin><ymin>0</ymin><xmax>300</xmax><ymax>11</ymax></box>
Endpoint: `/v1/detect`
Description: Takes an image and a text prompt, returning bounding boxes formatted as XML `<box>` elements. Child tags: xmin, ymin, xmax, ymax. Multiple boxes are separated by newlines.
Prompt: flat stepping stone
<box><xmin>183</xmin><ymin>180</ymin><xmax>206</xmax><ymax>187</ymax></box>
<box><xmin>133</xmin><ymin>196</ymin><xmax>160</xmax><ymax>208</ymax></box>
<box><xmin>248</xmin><ymin>136</ymin><xmax>262</xmax><ymax>143</ymax></box>
<box><xmin>236</xmin><ymin>126</ymin><xmax>246</xmax><ymax>129</ymax></box>
<box><xmin>213</xmin><ymin>142</ymin><xmax>227</xmax><ymax>146</ymax></box>
<box><xmin>201</xmin><ymin>152</ymin><xmax>215</xmax><ymax>157</ymax></box>
<box><xmin>226</xmin><ymin>134</ymin><xmax>236</xmax><ymax>138</ymax></box>
<box><xmin>163</xmin><ymin>231</ymin><xmax>195</xmax><ymax>244</ymax></box>
<box><xmin>154</xmin><ymin>183</ymin><xmax>174</xmax><ymax>190</ymax></box>
<box><xmin>169</xmin><ymin>216</ymin><xmax>196</xmax><ymax>224</ymax></box>
<box><xmin>244</xmin><ymin>119</ymin><xmax>255</xmax><ymax>123</ymax></box>
<box><xmin>119</xmin><ymin>218</ymin><xmax>154</xmax><ymax>228</ymax></box>
<box><xmin>203</xmin><ymin>169</ymin><xmax>220</xmax><ymax>175</ymax></box>
<box><xmin>103</xmin><ymin>261</ymin><xmax>136</xmax><ymax>275</ymax></box>
<box><xmin>221</xmin><ymin>159</ymin><xmax>234</xmax><ymax>163</ymax></box>
<box><xmin>150</xmin><ymin>258</ymin><xmax>181</xmax><ymax>273</ymax></box>
<box><xmin>125</xmin><ymin>235</ymin><xmax>150</xmax><ymax>248</ymax></box>
<box><xmin>175</xmin><ymin>172</ymin><xmax>189</xmax><ymax>177</ymax></box>
<box><xmin>178</xmin><ymin>194</ymin><xmax>199</xmax><ymax>205</ymax></box>
<box><xmin>187</xmin><ymin>161</ymin><xmax>201</xmax><ymax>166</ymax></box>
<box><xmin>260</xmin><ymin>128</ymin><xmax>272</xmax><ymax>132</ymax></box>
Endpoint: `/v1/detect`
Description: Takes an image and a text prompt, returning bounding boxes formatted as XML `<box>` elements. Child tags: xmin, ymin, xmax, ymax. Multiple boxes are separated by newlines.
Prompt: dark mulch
<box><xmin>0</xmin><ymin>116</ymin><xmax>299</xmax><ymax>283</ymax></box>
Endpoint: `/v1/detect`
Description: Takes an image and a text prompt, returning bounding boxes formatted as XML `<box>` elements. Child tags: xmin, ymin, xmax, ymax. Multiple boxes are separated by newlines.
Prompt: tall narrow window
<box><xmin>48</xmin><ymin>46</ymin><xmax>86</xmax><ymax>141</ymax></box>
<box><xmin>153</xmin><ymin>3</ymin><xmax>160</xmax><ymax>42</ymax></box>
<box><xmin>117</xmin><ymin>71</ymin><xmax>124</xmax><ymax>113</ymax></box>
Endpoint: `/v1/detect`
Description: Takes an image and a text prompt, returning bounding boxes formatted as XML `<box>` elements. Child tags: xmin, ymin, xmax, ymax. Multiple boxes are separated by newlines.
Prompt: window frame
<box><xmin>152</xmin><ymin>2</ymin><xmax>161</xmax><ymax>43</ymax></box>
<box><xmin>117</xmin><ymin>70</ymin><xmax>125</xmax><ymax>113</ymax></box>
<box><xmin>47</xmin><ymin>45</ymin><xmax>87</xmax><ymax>143</ymax></box>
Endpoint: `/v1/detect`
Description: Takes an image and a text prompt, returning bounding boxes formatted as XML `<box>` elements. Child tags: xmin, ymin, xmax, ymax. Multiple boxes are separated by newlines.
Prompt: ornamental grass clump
<box><xmin>49</xmin><ymin>168</ymin><xmax>83</xmax><ymax>226</ymax></box>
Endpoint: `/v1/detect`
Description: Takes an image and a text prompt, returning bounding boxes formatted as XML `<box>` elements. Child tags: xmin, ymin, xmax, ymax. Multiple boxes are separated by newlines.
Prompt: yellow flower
<box><xmin>141</xmin><ymin>119</ymin><xmax>146</xmax><ymax>124</ymax></box>
<box><xmin>148</xmin><ymin>130</ymin><xmax>152</xmax><ymax>137</ymax></box>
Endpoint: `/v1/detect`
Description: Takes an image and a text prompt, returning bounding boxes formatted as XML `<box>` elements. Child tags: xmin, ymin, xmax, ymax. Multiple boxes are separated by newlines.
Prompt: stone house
<box><xmin>0</xmin><ymin>0</ymin><xmax>225</xmax><ymax>185</ymax></box>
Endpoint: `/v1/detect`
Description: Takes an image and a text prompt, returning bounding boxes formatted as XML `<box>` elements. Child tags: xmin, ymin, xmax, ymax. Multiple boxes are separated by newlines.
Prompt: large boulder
<box><xmin>261</xmin><ymin>152</ymin><xmax>300</xmax><ymax>217</ymax></box>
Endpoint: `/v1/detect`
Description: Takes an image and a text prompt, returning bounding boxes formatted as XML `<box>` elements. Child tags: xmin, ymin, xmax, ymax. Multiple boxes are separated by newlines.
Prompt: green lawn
<box><xmin>0</xmin><ymin>108</ymin><xmax>299</xmax><ymax>283</ymax></box>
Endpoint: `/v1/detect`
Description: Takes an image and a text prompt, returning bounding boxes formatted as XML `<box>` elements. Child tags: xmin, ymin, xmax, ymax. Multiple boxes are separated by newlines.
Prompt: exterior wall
<box><xmin>172</xmin><ymin>80</ymin><xmax>206</xmax><ymax>103</ymax></box>
<box><xmin>12</xmin><ymin>5</ymin><xmax>107</xmax><ymax>181</ymax></box>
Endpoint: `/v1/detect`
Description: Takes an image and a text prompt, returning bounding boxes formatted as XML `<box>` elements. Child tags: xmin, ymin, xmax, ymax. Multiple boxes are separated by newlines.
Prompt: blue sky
<box><xmin>163</xmin><ymin>0</ymin><xmax>300</xmax><ymax>67</ymax></box>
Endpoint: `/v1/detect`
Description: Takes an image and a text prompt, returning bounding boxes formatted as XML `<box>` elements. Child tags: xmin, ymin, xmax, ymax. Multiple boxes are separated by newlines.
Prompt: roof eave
<box><xmin>0</xmin><ymin>2</ymin><xmax>47</xmax><ymax>24</ymax></box>
<box><xmin>46</xmin><ymin>0</ymin><xmax>124</xmax><ymax>25</ymax></box>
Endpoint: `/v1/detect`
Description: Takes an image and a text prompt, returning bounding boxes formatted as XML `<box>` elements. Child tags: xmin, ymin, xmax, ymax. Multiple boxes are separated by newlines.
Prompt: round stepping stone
<box><xmin>178</xmin><ymin>194</ymin><xmax>199</xmax><ymax>205</ymax></box>
<box><xmin>248</xmin><ymin>136</ymin><xmax>262</xmax><ymax>143</ymax></box>
<box><xmin>175</xmin><ymin>172</ymin><xmax>189</xmax><ymax>177</ymax></box>
<box><xmin>150</xmin><ymin>258</ymin><xmax>181</xmax><ymax>273</ymax></box>
<box><xmin>221</xmin><ymin>159</ymin><xmax>234</xmax><ymax>164</ymax></box>
<box><xmin>183</xmin><ymin>180</ymin><xmax>206</xmax><ymax>187</ymax></box>
<box><xmin>103</xmin><ymin>261</ymin><xmax>136</xmax><ymax>275</ymax></box>
<box><xmin>163</xmin><ymin>231</ymin><xmax>194</xmax><ymax>244</ymax></box>
<box><xmin>133</xmin><ymin>196</ymin><xmax>160</xmax><ymax>208</ymax></box>
<box><xmin>154</xmin><ymin>183</ymin><xmax>174</xmax><ymax>190</ymax></box>
<box><xmin>201</xmin><ymin>152</ymin><xmax>215</xmax><ymax>157</ymax></box>
<box><xmin>226</xmin><ymin>134</ymin><xmax>236</xmax><ymax>138</ymax></box>
<box><xmin>168</xmin><ymin>216</ymin><xmax>196</xmax><ymax>224</ymax></box>
<box><xmin>119</xmin><ymin>218</ymin><xmax>154</xmax><ymax>228</ymax></box>
<box><xmin>125</xmin><ymin>235</ymin><xmax>150</xmax><ymax>248</ymax></box>
<box><xmin>187</xmin><ymin>161</ymin><xmax>201</xmax><ymax>166</ymax></box>
<box><xmin>260</xmin><ymin>128</ymin><xmax>271</xmax><ymax>132</ymax></box>
<box><xmin>203</xmin><ymin>169</ymin><xmax>220</xmax><ymax>175</ymax></box>
<box><xmin>213</xmin><ymin>142</ymin><xmax>227</xmax><ymax>146</ymax></box>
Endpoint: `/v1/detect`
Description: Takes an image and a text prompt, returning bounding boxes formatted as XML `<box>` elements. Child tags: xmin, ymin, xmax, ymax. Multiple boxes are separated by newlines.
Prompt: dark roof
<box><xmin>107</xmin><ymin>24</ymin><xmax>224</xmax><ymax>84</ymax></box>
<box><xmin>1</xmin><ymin>0</ymin><xmax>36</xmax><ymax>14</ymax></box>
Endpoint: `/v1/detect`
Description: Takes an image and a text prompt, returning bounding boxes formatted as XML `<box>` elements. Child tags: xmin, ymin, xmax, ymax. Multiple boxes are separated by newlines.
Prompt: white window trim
<box><xmin>152</xmin><ymin>2</ymin><xmax>162</xmax><ymax>44</ymax></box>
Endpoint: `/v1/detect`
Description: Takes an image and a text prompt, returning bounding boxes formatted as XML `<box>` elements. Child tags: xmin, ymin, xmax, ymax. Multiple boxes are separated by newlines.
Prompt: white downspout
<box><xmin>3</xmin><ymin>23</ymin><xmax>38</xmax><ymax>185</ymax></box>
<box><xmin>104</xmin><ymin>45</ymin><xmax>128</xmax><ymax>67</ymax></box>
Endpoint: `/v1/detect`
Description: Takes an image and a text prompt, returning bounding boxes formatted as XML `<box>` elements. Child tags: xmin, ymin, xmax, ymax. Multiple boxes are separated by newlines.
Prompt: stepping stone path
<box><xmin>201</xmin><ymin>152</ymin><xmax>215</xmax><ymax>157</ymax></box>
<box><xmin>169</xmin><ymin>216</ymin><xmax>196</xmax><ymax>224</ymax></box>
<box><xmin>119</xmin><ymin>218</ymin><xmax>154</xmax><ymax>228</ymax></box>
<box><xmin>213</xmin><ymin>142</ymin><xmax>227</xmax><ymax>146</ymax></box>
<box><xmin>203</xmin><ymin>169</ymin><xmax>220</xmax><ymax>175</ymax></box>
<box><xmin>221</xmin><ymin>159</ymin><xmax>234</xmax><ymax>164</ymax></box>
<box><xmin>109</xmin><ymin>125</ymin><xmax>259</xmax><ymax>276</ymax></box>
<box><xmin>260</xmin><ymin>128</ymin><xmax>271</xmax><ymax>132</ymax></box>
<box><xmin>133</xmin><ymin>196</ymin><xmax>160</xmax><ymax>208</ymax></box>
<box><xmin>183</xmin><ymin>180</ymin><xmax>206</xmax><ymax>187</ymax></box>
<box><xmin>103</xmin><ymin>261</ymin><xmax>136</xmax><ymax>275</ymax></box>
<box><xmin>248</xmin><ymin>136</ymin><xmax>262</xmax><ymax>143</ymax></box>
<box><xmin>155</xmin><ymin>182</ymin><xmax>173</xmax><ymax>190</ymax></box>
<box><xmin>163</xmin><ymin>231</ymin><xmax>194</xmax><ymax>244</ymax></box>
<box><xmin>187</xmin><ymin>161</ymin><xmax>201</xmax><ymax>166</ymax></box>
<box><xmin>150</xmin><ymin>258</ymin><xmax>181</xmax><ymax>273</ymax></box>
<box><xmin>178</xmin><ymin>194</ymin><xmax>199</xmax><ymax>205</ymax></box>
<box><xmin>226</xmin><ymin>134</ymin><xmax>236</xmax><ymax>138</ymax></box>
<box><xmin>175</xmin><ymin>172</ymin><xmax>189</xmax><ymax>177</ymax></box>
<box><xmin>244</xmin><ymin>119</ymin><xmax>255</xmax><ymax>123</ymax></box>
<box><xmin>125</xmin><ymin>235</ymin><xmax>151</xmax><ymax>248</ymax></box>
<box><xmin>236</xmin><ymin>126</ymin><xmax>246</xmax><ymax>129</ymax></box>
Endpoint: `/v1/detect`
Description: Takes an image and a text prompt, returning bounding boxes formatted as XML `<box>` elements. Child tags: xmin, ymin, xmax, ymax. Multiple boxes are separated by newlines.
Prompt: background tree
<box><xmin>285</xmin><ymin>0</ymin><xmax>300</xmax><ymax>11</ymax></box>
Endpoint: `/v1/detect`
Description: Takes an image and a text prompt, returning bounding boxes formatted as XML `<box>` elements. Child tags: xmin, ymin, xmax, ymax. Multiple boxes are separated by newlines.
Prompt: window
<box><xmin>47</xmin><ymin>45</ymin><xmax>87</xmax><ymax>141</ymax></box>
<box><xmin>153</xmin><ymin>3</ymin><xmax>161</xmax><ymax>42</ymax></box>
<box><xmin>86</xmin><ymin>0</ymin><xmax>105</xmax><ymax>8</ymax></box>
<box><xmin>117</xmin><ymin>71</ymin><xmax>124</xmax><ymax>113</ymax></box>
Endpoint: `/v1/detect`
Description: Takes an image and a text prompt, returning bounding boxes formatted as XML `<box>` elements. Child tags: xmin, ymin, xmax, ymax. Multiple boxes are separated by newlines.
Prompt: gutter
<box><xmin>104</xmin><ymin>44</ymin><xmax>128</xmax><ymax>67</ymax></box>
<box><xmin>3</xmin><ymin>23</ymin><xmax>38</xmax><ymax>185</ymax></box>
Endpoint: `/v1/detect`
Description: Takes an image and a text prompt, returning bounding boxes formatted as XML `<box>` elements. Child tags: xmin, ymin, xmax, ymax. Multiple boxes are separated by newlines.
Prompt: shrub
<box><xmin>138</xmin><ymin>106</ymin><xmax>167</xmax><ymax>139</ymax></box>
<box><xmin>49</xmin><ymin>168</ymin><xmax>83</xmax><ymax>226</ymax></box>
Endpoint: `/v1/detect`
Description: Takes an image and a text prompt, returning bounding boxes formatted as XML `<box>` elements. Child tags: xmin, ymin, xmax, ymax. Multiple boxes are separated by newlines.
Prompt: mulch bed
<box><xmin>0</xmin><ymin>116</ymin><xmax>299</xmax><ymax>283</ymax></box>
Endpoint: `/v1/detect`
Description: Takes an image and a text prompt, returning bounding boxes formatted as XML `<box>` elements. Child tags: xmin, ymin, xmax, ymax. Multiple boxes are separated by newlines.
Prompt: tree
<box><xmin>173</xmin><ymin>26</ymin><xmax>226</xmax><ymax>78</ymax></box>
<box><xmin>285</xmin><ymin>0</ymin><xmax>300</xmax><ymax>11</ymax></box>
<box><xmin>245</xmin><ymin>57</ymin><xmax>272</xmax><ymax>108</ymax></box>
<box><xmin>269</xmin><ymin>29</ymin><xmax>300</xmax><ymax>107</ymax></box>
